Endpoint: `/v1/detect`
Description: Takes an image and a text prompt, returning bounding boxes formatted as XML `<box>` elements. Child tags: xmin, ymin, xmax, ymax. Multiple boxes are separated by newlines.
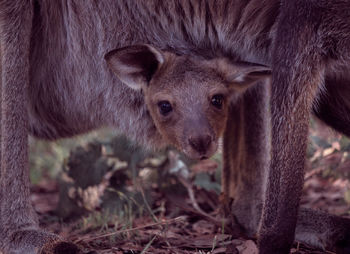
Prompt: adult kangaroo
<box><xmin>1</xmin><ymin>1</ymin><xmax>350</xmax><ymax>254</ymax></box>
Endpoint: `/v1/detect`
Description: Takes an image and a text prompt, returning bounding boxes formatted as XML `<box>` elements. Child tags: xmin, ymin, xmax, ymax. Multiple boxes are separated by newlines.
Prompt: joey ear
<box><xmin>225</xmin><ymin>63</ymin><xmax>271</xmax><ymax>92</ymax></box>
<box><xmin>105</xmin><ymin>44</ymin><xmax>164</xmax><ymax>90</ymax></box>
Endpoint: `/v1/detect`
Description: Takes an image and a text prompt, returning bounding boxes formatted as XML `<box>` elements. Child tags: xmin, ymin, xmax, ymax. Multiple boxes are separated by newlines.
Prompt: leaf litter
<box><xmin>30</xmin><ymin>120</ymin><xmax>350</xmax><ymax>253</ymax></box>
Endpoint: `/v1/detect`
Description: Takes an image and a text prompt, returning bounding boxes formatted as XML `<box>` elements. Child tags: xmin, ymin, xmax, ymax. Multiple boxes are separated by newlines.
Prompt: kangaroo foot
<box><xmin>1</xmin><ymin>229</ymin><xmax>81</xmax><ymax>254</ymax></box>
<box><xmin>40</xmin><ymin>240</ymin><xmax>81</xmax><ymax>254</ymax></box>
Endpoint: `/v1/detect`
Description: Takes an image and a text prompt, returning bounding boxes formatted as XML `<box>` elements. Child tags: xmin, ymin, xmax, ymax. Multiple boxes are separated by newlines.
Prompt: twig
<box><xmin>74</xmin><ymin>216</ymin><xmax>185</xmax><ymax>243</ymax></box>
<box><xmin>138</xmin><ymin>182</ymin><xmax>159</xmax><ymax>223</ymax></box>
<box><xmin>176</xmin><ymin>175</ymin><xmax>228</xmax><ymax>226</ymax></box>
<box><xmin>140</xmin><ymin>234</ymin><xmax>158</xmax><ymax>254</ymax></box>
<box><xmin>304</xmin><ymin>167</ymin><xmax>324</xmax><ymax>181</ymax></box>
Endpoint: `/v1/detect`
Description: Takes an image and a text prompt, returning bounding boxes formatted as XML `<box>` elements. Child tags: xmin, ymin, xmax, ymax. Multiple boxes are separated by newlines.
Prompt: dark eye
<box><xmin>158</xmin><ymin>101</ymin><xmax>173</xmax><ymax>115</ymax></box>
<box><xmin>211</xmin><ymin>94</ymin><xmax>224</xmax><ymax>109</ymax></box>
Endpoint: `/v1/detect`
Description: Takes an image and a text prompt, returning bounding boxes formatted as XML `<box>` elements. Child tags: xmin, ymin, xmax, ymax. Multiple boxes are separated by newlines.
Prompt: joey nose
<box><xmin>188</xmin><ymin>135</ymin><xmax>212</xmax><ymax>154</ymax></box>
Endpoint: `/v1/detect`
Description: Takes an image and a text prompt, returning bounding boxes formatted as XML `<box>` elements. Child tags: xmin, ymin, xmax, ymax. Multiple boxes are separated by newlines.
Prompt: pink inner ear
<box><xmin>146</xmin><ymin>45</ymin><xmax>164</xmax><ymax>65</ymax></box>
<box><xmin>105</xmin><ymin>45</ymin><xmax>164</xmax><ymax>88</ymax></box>
<box><xmin>226</xmin><ymin>71</ymin><xmax>271</xmax><ymax>93</ymax></box>
<box><xmin>118</xmin><ymin>51</ymin><xmax>159</xmax><ymax>82</ymax></box>
<box><xmin>232</xmin><ymin>74</ymin><xmax>247</xmax><ymax>83</ymax></box>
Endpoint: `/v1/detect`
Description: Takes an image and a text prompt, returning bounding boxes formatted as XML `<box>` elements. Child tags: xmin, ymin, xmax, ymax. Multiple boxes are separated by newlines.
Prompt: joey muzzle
<box><xmin>188</xmin><ymin>134</ymin><xmax>212</xmax><ymax>158</ymax></box>
<box><xmin>184</xmin><ymin>117</ymin><xmax>216</xmax><ymax>160</ymax></box>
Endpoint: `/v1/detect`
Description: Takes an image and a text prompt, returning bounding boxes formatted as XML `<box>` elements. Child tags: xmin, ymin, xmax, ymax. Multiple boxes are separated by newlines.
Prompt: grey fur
<box><xmin>1</xmin><ymin>1</ymin><xmax>350</xmax><ymax>254</ymax></box>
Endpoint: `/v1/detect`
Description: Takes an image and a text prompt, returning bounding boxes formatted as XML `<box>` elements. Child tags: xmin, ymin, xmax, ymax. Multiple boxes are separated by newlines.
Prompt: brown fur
<box><xmin>104</xmin><ymin>44</ymin><xmax>268</xmax><ymax>160</ymax></box>
<box><xmin>1</xmin><ymin>1</ymin><xmax>350</xmax><ymax>254</ymax></box>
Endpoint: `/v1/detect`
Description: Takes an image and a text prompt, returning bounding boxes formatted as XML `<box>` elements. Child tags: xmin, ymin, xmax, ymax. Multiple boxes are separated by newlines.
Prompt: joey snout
<box><xmin>183</xmin><ymin>122</ymin><xmax>217</xmax><ymax>160</ymax></box>
<box><xmin>187</xmin><ymin>134</ymin><xmax>215</xmax><ymax>160</ymax></box>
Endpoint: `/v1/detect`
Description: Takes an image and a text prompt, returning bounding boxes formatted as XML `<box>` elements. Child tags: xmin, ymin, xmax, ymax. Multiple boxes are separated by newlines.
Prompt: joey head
<box><xmin>105</xmin><ymin>44</ymin><xmax>270</xmax><ymax>160</ymax></box>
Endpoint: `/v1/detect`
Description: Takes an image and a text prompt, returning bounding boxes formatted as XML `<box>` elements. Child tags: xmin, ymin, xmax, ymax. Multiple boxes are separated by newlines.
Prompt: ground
<box><xmin>30</xmin><ymin>120</ymin><xmax>350</xmax><ymax>254</ymax></box>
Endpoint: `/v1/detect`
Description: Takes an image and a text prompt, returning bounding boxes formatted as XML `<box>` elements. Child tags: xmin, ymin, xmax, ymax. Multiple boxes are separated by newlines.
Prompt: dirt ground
<box><xmin>30</xmin><ymin>121</ymin><xmax>350</xmax><ymax>254</ymax></box>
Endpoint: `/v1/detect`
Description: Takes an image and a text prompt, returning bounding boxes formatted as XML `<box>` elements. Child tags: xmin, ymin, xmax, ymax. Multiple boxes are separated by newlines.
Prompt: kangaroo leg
<box><xmin>259</xmin><ymin>52</ymin><xmax>323</xmax><ymax>251</ymax></box>
<box><xmin>222</xmin><ymin>81</ymin><xmax>270</xmax><ymax>237</ymax></box>
<box><xmin>223</xmin><ymin>81</ymin><xmax>350</xmax><ymax>253</ymax></box>
<box><xmin>0</xmin><ymin>2</ymin><xmax>80</xmax><ymax>253</ymax></box>
<box><xmin>223</xmin><ymin>90</ymin><xmax>350</xmax><ymax>251</ymax></box>
<box><xmin>223</xmin><ymin>8</ymin><xmax>350</xmax><ymax>254</ymax></box>
<box><xmin>257</xmin><ymin>3</ymin><xmax>327</xmax><ymax>252</ymax></box>
<box><xmin>299</xmin><ymin>75</ymin><xmax>350</xmax><ymax>253</ymax></box>
<box><xmin>295</xmin><ymin>208</ymin><xmax>350</xmax><ymax>253</ymax></box>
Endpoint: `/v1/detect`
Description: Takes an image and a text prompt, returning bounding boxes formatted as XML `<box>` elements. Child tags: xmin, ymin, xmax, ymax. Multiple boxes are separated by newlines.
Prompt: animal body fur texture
<box><xmin>0</xmin><ymin>0</ymin><xmax>350</xmax><ymax>254</ymax></box>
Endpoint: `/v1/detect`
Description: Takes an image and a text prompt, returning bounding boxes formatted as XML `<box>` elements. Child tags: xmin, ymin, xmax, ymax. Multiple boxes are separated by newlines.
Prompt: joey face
<box><xmin>105</xmin><ymin>44</ymin><xmax>270</xmax><ymax>160</ymax></box>
<box><xmin>143</xmin><ymin>57</ymin><xmax>231</xmax><ymax>160</ymax></box>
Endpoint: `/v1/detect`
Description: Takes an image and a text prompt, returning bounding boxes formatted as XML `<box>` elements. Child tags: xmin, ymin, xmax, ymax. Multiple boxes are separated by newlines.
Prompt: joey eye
<box><xmin>211</xmin><ymin>94</ymin><xmax>224</xmax><ymax>109</ymax></box>
<box><xmin>158</xmin><ymin>100</ymin><xmax>173</xmax><ymax>115</ymax></box>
